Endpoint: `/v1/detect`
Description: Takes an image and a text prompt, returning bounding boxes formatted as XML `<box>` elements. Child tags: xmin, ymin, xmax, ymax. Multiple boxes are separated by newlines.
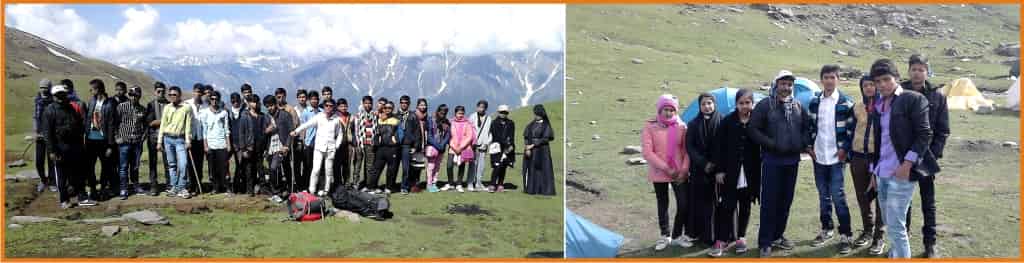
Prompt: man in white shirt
<box><xmin>291</xmin><ymin>98</ymin><xmax>342</xmax><ymax>197</ymax></box>
<box><xmin>807</xmin><ymin>64</ymin><xmax>856</xmax><ymax>253</ymax></box>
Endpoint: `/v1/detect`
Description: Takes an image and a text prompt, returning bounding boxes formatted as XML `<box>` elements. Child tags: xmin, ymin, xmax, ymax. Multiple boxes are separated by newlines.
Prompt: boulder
<box><xmin>82</xmin><ymin>217</ymin><xmax>127</xmax><ymax>224</ymax></box>
<box><xmin>8</xmin><ymin>223</ymin><xmax>23</xmax><ymax>230</ymax></box>
<box><xmin>592</xmin><ymin>134</ymin><xmax>601</xmax><ymax>141</ymax></box>
<box><xmin>995</xmin><ymin>43</ymin><xmax>1020</xmax><ymax>57</ymax></box>
<box><xmin>334</xmin><ymin>210</ymin><xmax>361</xmax><ymax>223</ymax></box>
<box><xmin>975</xmin><ymin>105</ymin><xmax>995</xmax><ymax>115</ymax></box>
<box><xmin>121</xmin><ymin>210</ymin><xmax>170</xmax><ymax>225</ymax></box>
<box><xmin>6</xmin><ymin>160</ymin><xmax>26</xmax><ymax>168</ymax></box>
<box><xmin>1002</xmin><ymin>141</ymin><xmax>1018</xmax><ymax>148</ymax></box>
<box><xmin>833</xmin><ymin>50</ymin><xmax>849</xmax><ymax>56</ymax></box>
<box><xmin>880</xmin><ymin>40</ymin><xmax>894</xmax><ymax>51</ymax></box>
<box><xmin>631</xmin><ymin>58</ymin><xmax>645</xmax><ymax>64</ymax></box>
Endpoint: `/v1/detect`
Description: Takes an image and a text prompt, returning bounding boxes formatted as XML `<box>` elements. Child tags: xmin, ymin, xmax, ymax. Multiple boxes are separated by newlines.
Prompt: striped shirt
<box><xmin>115</xmin><ymin>102</ymin><xmax>147</xmax><ymax>144</ymax></box>
<box><xmin>158</xmin><ymin>103</ymin><xmax>193</xmax><ymax>144</ymax></box>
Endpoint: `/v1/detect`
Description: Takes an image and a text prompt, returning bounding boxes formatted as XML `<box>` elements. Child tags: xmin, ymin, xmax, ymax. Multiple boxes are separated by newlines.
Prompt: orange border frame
<box><xmin>0</xmin><ymin>1</ymin><xmax>1021</xmax><ymax>263</ymax></box>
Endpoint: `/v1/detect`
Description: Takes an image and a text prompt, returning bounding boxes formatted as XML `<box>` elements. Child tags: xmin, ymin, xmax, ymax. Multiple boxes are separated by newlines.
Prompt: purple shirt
<box><xmin>872</xmin><ymin>96</ymin><xmax>918</xmax><ymax>178</ymax></box>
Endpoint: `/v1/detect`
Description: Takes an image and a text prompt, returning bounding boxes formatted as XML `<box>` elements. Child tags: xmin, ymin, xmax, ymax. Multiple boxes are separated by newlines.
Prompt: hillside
<box><xmin>566</xmin><ymin>4</ymin><xmax>1020</xmax><ymax>258</ymax></box>
<box><xmin>4</xmin><ymin>26</ymin><xmax>156</xmax><ymax>158</ymax></box>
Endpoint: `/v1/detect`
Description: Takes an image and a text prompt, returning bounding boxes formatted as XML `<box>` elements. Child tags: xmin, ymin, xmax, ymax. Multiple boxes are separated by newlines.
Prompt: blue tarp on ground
<box><xmin>565</xmin><ymin>209</ymin><xmax>624</xmax><ymax>258</ymax></box>
<box><xmin>681</xmin><ymin>87</ymin><xmax>769</xmax><ymax>122</ymax></box>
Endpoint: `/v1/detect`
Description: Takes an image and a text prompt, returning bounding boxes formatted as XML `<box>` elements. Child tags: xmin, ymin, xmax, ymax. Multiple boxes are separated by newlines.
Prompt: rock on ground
<box><xmin>631</xmin><ymin>58</ymin><xmax>645</xmax><ymax>64</ymax></box>
<box><xmin>121</xmin><ymin>210</ymin><xmax>170</xmax><ymax>225</ymax></box>
<box><xmin>82</xmin><ymin>217</ymin><xmax>127</xmax><ymax>224</ymax></box>
<box><xmin>334</xmin><ymin>210</ymin><xmax>362</xmax><ymax>223</ymax></box>
<box><xmin>62</xmin><ymin>237</ymin><xmax>83</xmax><ymax>242</ymax></box>
<box><xmin>622</xmin><ymin>146</ymin><xmax>642</xmax><ymax>155</ymax></box>
<box><xmin>101</xmin><ymin>226</ymin><xmax>120</xmax><ymax>237</ymax></box>
<box><xmin>10</xmin><ymin>216</ymin><xmax>60</xmax><ymax>224</ymax></box>
<box><xmin>626</xmin><ymin>157</ymin><xmax>648</xmax><ymax>165</ymax></box>
<box><xmin>8</xmin><ymin>223</ymin><xmax>23</xmax><ymax>229</ymax></box>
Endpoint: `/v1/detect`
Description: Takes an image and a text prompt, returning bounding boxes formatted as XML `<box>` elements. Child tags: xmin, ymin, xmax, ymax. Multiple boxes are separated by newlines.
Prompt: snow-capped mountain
<box><xmin>119</xmin><ymin>49</ymin><xmax>563</xmax><ymax>110</ymax></box>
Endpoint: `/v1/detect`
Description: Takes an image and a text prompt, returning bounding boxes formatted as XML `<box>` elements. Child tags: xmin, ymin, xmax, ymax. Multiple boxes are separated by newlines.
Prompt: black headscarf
<box><xmin>533</xmin><ymin>104</ymin><xmax>550</xmax><ymax>124</ymax></box>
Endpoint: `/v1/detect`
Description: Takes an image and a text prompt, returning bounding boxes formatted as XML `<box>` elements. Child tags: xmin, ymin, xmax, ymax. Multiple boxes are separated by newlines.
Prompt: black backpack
<box><xmin>331</xmin><ymin>186</ymin><xmax>391</xmax><ymax>220</ymax></box>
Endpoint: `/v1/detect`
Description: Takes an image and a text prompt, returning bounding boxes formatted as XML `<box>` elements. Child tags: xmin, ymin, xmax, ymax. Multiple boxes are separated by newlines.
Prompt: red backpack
<box><xmin>287</xmin><ymin>192</ymin><xmax>326</xmax><ymax>222</ymax></box>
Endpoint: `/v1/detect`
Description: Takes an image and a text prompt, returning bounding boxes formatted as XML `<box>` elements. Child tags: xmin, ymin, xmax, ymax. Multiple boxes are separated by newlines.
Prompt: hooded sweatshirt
<box><xmin>851</xmin><ymin>76</ymin><xmax>878</xmax><ymax>157</ymax></box>
<box><xmin>642</xmin><ymin>94</ymin><xmax>690</xmax><ymax>182</ymax></box>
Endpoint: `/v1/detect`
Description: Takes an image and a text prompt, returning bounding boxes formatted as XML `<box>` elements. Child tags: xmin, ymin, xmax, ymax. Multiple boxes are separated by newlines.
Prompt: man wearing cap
<box><xmin>33</xmin><ymin>78</ymin><xmax>56</xmax><ymax>192</ymax></box>
<box><xmin>144</xmin><ymin>82</ymin><xmax>170</xmax><ymax>195</ymax></box>
<box><xmin>467</xmin><ymin>100</ymin><xmax>492</xmax><ymax>192</ymax></box>
<box><xmin>44</xmin><ymin>85</ymin><xmax>88</xmax><ymax>209</ymax></box>
<box><xmin>748</xmin><ymin>70</ymin><xmax>813</xmax><ymax>257</ymax></box>
<box><xmin>114</xmin><ymin>86</ymin><xmax>148</xmax><ymax>200</ymax></box>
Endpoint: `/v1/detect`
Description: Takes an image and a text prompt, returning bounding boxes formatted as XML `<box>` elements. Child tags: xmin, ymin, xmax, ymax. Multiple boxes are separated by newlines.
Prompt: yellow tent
<box><xmin>943</xmin><ymin>78</ymin><xmax>994</xmax><ymax>111</ymax></box>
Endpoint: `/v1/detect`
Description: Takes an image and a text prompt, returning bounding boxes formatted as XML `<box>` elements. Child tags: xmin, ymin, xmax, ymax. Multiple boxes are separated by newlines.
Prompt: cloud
<box><xmin>7</xmin><ymin>4</ymin><xmax>565</xmax><ymax>61</ymax></box>
<box><xmin>94</xmin><ymin>5</ymin><xmax>159</xmax><ymax>57</ymax></box>
<box><xmin>5</xmin><ymin>4</ymin><xmax>93</xmax><ymax>52</ymax></box>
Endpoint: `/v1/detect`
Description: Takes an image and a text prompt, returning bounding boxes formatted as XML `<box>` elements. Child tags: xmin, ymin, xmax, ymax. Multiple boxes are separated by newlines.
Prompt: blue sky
<box><xmin>5</xmin><ymin>4</ymin><xmax>565</xmax><ymax>62</ymax></box>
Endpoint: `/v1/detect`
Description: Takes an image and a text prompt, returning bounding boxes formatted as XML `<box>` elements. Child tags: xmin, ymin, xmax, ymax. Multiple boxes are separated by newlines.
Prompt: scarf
<box><xmin>656</xmin><ymin>94</ymin><xmax>681</xmax><ymax>169</ymax></box>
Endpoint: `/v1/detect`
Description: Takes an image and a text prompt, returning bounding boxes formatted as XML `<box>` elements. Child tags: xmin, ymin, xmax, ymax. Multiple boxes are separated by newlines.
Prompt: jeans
<box><xmin>758</xmin><ymin>162</ymin><xmax>798</xmax><ymax>248</ymax></box>
<box><xmin>266</xmin><ymin>152</ymin><xmax>287</xmax><ymax>195</ymax></box>
<box><xmin>163</xmin><ymin>136</ymin><xmax>189</xmax><ymax>192</ymax></box>
<box><xmin>467</xmin><ymin>148</ymin><xmax>487</xmax><ymax>186</ymax></box>
<box><xmin>117</xmin><ymin>142</ymin><xmax>143</xmax><ymax>193</ymax></box>
<box><xmin>878</xmin><ymin>175</ymin><xmax>916</xmax><ymax>258</ymax></box>
<box><xmin>654</xmin><ymin>182</ymin><xmax>687</xmax><ymax>238</ymax></box>
<box><xmin>147</xmin><ymin>134</ymin><xmax>169</xmax><ymax>191</ymax></box>
<box><xmin>850</xmin><ymin>156</ymin><xmax>885</xmax><ymax>239</ymax></box>
<box><xmin>813</xmin><ymin>162</ymin><xmax>852</xmax><ymax>236</ymax></box>
<box><xmin>207</xmin><ymin>149</ymin><xmax>229</xmax><ymax>193</ymax></box>
<box><xmin>907</xmin><ymin>174</ymin><xmax>938</xmax><ymax>246</ymax></box>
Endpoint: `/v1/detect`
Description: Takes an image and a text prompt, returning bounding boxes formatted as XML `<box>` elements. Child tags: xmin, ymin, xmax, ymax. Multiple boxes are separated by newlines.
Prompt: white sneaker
<box><xmin>317</xmin><ymin>190</ymin><xmax>327</xmax><ymax>197</ymax></box>
<box><xmin>654</xmin><ymin>236</ymin><xmax>671</xmax><ymax>251</ymax></box>
<box><xmin>440</xmin><ymin>184</ymin><xmax>452</xmax><ymax>191</ymax></box>
<box><xmin>456</xmin><ymin>185</ymin><xmax>464</xmax><ymax>193</ymax></box>
<box><xmin>467</xmin><ymin>185</ymin><xmax>476</xmax><ymax>192</ymax></box>
<box><xmin>384</xmin><ymin>189</ymin><xmax>391</xmax><ymax>194</ymax></box>
<box><xmin>672</xmin><ymin>236</ymin><xmax>693</xmax><ymax>248</ymax></box>
<box><xmin>476</xmin><ymin>183</ymin><xmax>485</xmax><ymax>190</ymax></box>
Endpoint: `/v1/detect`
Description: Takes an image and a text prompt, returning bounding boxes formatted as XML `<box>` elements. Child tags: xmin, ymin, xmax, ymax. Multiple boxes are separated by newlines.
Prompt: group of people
<box><xmin>32</xmin><ymin>80</ymin><xmax>559</xmax><ymax>209</ymax></box>
<box><xmin>642</xmin><ymin>54</ymin><xmax>948</xmax><ymax>258</ymax></box>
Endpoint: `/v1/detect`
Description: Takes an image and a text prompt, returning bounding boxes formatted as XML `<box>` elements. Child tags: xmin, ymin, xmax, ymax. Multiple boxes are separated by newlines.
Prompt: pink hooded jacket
<box><xmin>449</xmin><ymin>115</ymin><xmax>476</xmax><ymax>160</ymax></box>
<box><xmin>642</xmin><ymin>94</ymin><xmax>690</xmax><ymax>183</ymax></box>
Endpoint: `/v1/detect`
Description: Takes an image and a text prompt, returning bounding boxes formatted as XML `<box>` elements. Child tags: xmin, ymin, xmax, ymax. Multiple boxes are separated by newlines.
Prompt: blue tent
<box><xmin>681</xmin><ymin>87</ymin><xmax>769</xmax><ymax>122</ymax></box>
<box><xmin>565</xmin><ymin>209</ymin><xmax>624</xmax><ymax>258</ymax></box>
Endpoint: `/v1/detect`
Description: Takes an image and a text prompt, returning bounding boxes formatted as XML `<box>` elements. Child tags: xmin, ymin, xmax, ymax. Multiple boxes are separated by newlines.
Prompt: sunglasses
<box><xmin>168</xmin><ymin>94</ymin><xmax>180</xmax><ymax>97</ymax></box>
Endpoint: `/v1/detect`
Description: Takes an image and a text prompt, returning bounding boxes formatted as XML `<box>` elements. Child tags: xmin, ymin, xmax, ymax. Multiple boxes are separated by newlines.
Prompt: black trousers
<box><xmin>85</xmin><ymin>139</ymin><xmax>115</xmax><ymax>196</ymax></box>
<box><xmin>35</xmin><ymin>139</ymin><xmax>54</xmax><ymax>186</ymax></box>
<box><xmin>447</xmin><ymin>154</ymin><xmax>468</xmax><ymax>186</ymax></box>
<box><xmin>207</xmin><ymin>149</ymin><xmax>229</xmax><ymax>193</ymax></box>
<box><xmin>241</xmin><ymin>151</ymin><xmax>263</xmax><ymax>195</ymax></box>
<box><xmin>146</xmin><ymin>134</ymin><xmax>169</xmax><ymax>191</ymax></box>
<box><xmin>54</xmin><ymin>146</ymin><xmax>87</xmax><ymax>203</ymax></box>
<box><xmin>715</xmin><ymin>186</ymin><xmax>756</xmax><ymax>242</ymax></box>
<box><xmin>293</xmin><ymin>142</ymin><xmax>307</xmax><ymax>191</ymax></box>
<box><xmin>300</xmin><ymin>145</ymin><xmax>315</xmax><ymax>191</ymax></box>
<box><xmin>369</xmin><ymin>146</ymin><xmax>399</xmax><ymax>190</ymax></box>
<box><xmin>490</xmin><ymin>165</ymin><xmax>509</xmax><ymax>187</ymax></box>
<box><xmin>231</xmin><ymin>150</ymin><xmax>242</xmax><ymax>193</ymax></box>
<box><xmin>187</xmin><ymin>139</ymin><xmax>205</xmax><ymax>193</ymax></box>
<box><xmin>335</xmin><ymin>147</ymin><xmax>353</xmax><ymax>188</ymax></box>
<box><xmin>907</xmin><ymin>175</ymin><xmax>937</xmax><ymax>246</ymax></box>
<box><xmin>654</xmin><ymin>182</ymin><xmax>688</xmax><ymax>239</ymax></box>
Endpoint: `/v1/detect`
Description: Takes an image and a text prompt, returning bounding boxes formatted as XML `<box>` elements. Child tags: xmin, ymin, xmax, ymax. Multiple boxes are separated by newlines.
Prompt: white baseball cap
<box><xmin>497</xmin><ymin>104</ymin><xmax>510</xmax><ymax>113</ymax></box>
<box><xmin>50</xmin><ymin>85</ymin><xmax>67</xmax><ymax>95</ymax></box>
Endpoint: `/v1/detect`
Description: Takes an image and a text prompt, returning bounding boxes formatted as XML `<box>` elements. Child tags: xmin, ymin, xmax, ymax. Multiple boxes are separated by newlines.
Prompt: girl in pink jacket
<box><xmin>641</xmin><ymin>94</ymin><xmax>692</xmax><ymax>251</ymax></box>
<box><xmin>444</xmin><ymin>105</ymin><xmax>476</xmax><ymax>193</ymax></box>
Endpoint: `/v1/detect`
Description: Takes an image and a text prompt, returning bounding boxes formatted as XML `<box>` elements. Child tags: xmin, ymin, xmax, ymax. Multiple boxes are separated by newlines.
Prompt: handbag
<box><xmin>488</xmin><ymin>142</ymin><xmax>502</xmax><ymax>155</ymax></box>
<box><xmin>411</xmin><ymin>124</ymin><xmax>428</xmax><ymax>168</ymax></box>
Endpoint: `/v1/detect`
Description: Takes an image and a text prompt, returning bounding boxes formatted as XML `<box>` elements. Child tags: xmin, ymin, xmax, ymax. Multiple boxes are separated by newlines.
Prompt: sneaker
<box><xmin>177</xmin><ymin>190</ymin><xmax>191</xmax><ymax>199</ymax></box>
<box><xmin>475</xmin><ymin>183</ymin><xmax>485</xmax><ymax>191</ymax></box>
<box><xmin>488</xmin><ymin>186</ymin><xmax>495</xmax><ymax>193</ymax></box>
<box><xmin>759</xmin><ymin>247</ymin><xmax>772</xmax><ymax>258</ymax></box>
<box><xmin>147</xmin><ymin>189</ymin><xmax>159</xmax><ymax>196</ymax></box>
<box><xmin>60</xmin><ymin>202</ymin><xmax>72</xmax><ymax>209</ymax></box>
<box><xmin>134</xmin><ymin>186</ymin><xmax>145</xmax><ymax>195</ymax></box>
<box><xmin>440</xmin><ymin>184</ymin><xmax>452</xmax><ymax>191</ymax></box>
<box><xmin>708</xmin><ymin>241</ymin><xmax>725</xmax><ymax>257</ymax></box>
<box><xmin>317</xmin><ymin>190</ymin><xmax>327</xmax><ymax>197</ymax></box>
<box><xmin>49</xmin><ymin>185</ymin><xmax>58</xmax><ymax>192</ymax></box>
<box><xmin>456</xmin><ymin>185</ymin><xmax>465</xmax><ymax>193</ymax></box>
<box><xmin>384</xmin><ymin>189</ymin><xmax>391</xmax><ymax>194</ymax></box>
<box><xmin>838</xmin><ymin>235</ymin><xmax>853</xmax><ymax>255</ymax></box>
<box><xmin>497</xmin><ymin>186</ymin><xmax>505</xmax><ymax>193</ymax></box>
<box><xmin>164</xmin><ymin>188</ymin><xmax>176</xmax><ymax>196</ymax></box>
<box><xmin>811</xmin><ymin>229</ymin><xmax>835</xmax><ymax>247</ymax></box>
<box><xmin>119</xmin><ymin>190</ymin><xmax>129</xmax><ymax>200</ymax></box>
<box><xmin>734</xmin><ymin>238</ymin><xmax>749</xmax><ymax>253</ymax></box>
<box><xmin>654</xmin><ymin>236</ymin><xmax>671</xmax><ymax>251</ymax></box>
<box><xmin>671</xmin><ymin>236</ymin><xmax>693</xmax><ymax>248</ymax></box>
<box><xmin>869</xmin><ymin>240</ymin><xmax>886</xmax><ymax>255</ymax></box>
<box><xmin>467</xmin><ymin>185</ymin><xmax>476</xmax><ymax>192</ymax></box>
<box><xmin>854</xmin><ymin>231</ymin><xmax>872</xmax><ymax>247</ymax></box>
<box><xmin>772</xmin><ymin>237</ymin><xmax>795</xmax><ymax>250</ymax></box>
<box><xmin>269</xmin><ymin>195</ymin><xmax>283</xmax><ymax>203</ymax></box>
<box><xmin>360</xmin><ymin>187</ymin><xmax>370</xmax><ymax>193</ymax></box>
<box><xmin>78</xmin><ymin>199</ymin><xmax>98</xmax><ymax>206</ymax></box>
<box><xmin>428</xmin><ymin>185</ymin><xmax>439</xmax><ymax>193</ymax></box>
<box><xmin>401</xmin><ymin>190</ymin><xmax>409</xmax><ymax>195</ymax></box>
<box><xmin>36</xmin><ymin>183</ymin><xmax>46</xmax><ymax>192</ymax></box>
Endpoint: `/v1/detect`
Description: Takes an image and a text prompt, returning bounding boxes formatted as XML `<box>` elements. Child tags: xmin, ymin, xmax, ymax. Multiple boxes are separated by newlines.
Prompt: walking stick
<box><xmin>187</xmin><ymin>150</ymin><xmax>204</xmax><ymax>195</ymax></box>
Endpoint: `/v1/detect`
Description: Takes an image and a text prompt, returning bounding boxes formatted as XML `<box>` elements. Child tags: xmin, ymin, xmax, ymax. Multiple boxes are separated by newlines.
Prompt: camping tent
<box><xmin>787</xmin><ymin>77</ymin><xmax>822</xmax><ymax>112</ymax></box>
<box><xmin>681</xmin><ymin>87</ymin><xmax>769</xmax><ymax>122</ymax></box>
<box><xmin>565</xmin><ymin>209</ymin><xmax>624</xmax><ymax>258</ymax></box>
<box><xmin>944</xmin><ymin>77</ymin><xmax>995</xmax><ymax>111</ymax></box>
<box><xmin>1006</xmin><ymin>78</ymin><xmax>1019</xmax><ymax>111</ymax></box>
